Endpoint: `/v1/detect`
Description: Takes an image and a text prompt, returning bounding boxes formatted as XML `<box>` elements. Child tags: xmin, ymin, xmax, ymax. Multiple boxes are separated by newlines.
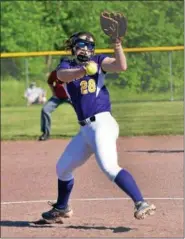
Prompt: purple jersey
<box><xmin>57</xmin><ymin>54</ymin><xmax>111</xmax><ymax>121</ymax></box>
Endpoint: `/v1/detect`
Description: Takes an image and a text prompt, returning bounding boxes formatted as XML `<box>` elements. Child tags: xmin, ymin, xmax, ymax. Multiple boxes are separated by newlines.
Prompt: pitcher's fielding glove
<box><xmin>100</xmin><ymin>11</ymin><xmax>127</xmax><ymax>43</ymax></box>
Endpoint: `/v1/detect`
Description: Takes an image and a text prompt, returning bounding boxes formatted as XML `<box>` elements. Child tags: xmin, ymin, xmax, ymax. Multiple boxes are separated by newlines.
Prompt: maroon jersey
<box><xmin>47</xmin><ymin>70</ymin><xmax>68</xmax><ymax>99</ymax></box>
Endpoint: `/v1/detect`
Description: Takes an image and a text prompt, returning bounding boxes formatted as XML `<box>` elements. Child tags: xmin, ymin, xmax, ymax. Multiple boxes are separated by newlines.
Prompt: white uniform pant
<box><xmin>56</xmin><ymin>112</ymin><xmax>122</xmax><ymax>181</ymax></box>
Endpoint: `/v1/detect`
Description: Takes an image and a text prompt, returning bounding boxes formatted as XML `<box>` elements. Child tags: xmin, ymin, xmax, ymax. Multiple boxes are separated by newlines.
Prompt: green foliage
<box><xmin>1</xmin><ymin>1</ymin><xmax>184</xmax><ymax>52</ymax></box>
<box><xmin>0</xmin><ymin>1</ymin><xmax>184</xmax><ymax>102</ymax></box>
<box><xmin>105</xmin><ymin>50</ymin><xmax>184</xmax><ymax>95</ymax></box>
<box><xmin>1</xmin><ymin>1</ymin><xmax>47</xmax><ymax>52</ymax></box>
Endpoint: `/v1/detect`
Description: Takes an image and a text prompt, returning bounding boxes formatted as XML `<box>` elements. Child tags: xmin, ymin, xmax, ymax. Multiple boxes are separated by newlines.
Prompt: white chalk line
<box><xmin>1</xmin><ymin>197</ymin><xmax>184</xmax><ymax>205</ymax></box>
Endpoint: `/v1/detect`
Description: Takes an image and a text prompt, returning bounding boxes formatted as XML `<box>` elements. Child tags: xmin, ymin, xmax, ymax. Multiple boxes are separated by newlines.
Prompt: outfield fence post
<box><xmin>25</xmin><ymin>58</ymin><xmax>29</xmax><ymax>88</ymax></box>
<box><xmin>169</xmin><ymin>51</ymin><xmax>174</xmax><ymax>101</ymax></box>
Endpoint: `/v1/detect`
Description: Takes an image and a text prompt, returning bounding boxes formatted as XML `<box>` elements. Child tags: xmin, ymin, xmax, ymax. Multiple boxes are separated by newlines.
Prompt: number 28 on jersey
<box><xmin>80</xmin><ymin>79</ymin><xmax>96</xmax><ymax>95</ymax></box>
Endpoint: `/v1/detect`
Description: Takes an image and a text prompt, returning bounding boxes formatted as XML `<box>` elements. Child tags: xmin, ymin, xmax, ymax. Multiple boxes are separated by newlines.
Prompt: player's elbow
<box><xmin>115</xmin><ymin>61</ymin><xmax>127</xmax><ymax>72</ymax></box>
<box><xmin>56</xmin><ymin>70</ymin><xmax>68</xmax><ymax>83</ymax></box>
<box><xmin>56</xmin><ymin>70</ymin><xmax>62</xmax><ymax>81</ymax></box>
<box><xmin>120</xmin><ymin>63</ymin><xmax>127</xmax><ymax>71</ymax></box>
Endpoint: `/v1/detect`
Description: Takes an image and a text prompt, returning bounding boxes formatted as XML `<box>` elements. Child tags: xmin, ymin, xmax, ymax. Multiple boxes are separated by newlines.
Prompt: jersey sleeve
<box><xmin>97</xmin><ymin>54</ymin><xmax>108</xmax><ymax>66</ymax></box>
<box><xmin>56</xmin><ymin>58</ymin><xmax>71</xmax><ymax>70</ymax></box>
<box><xmin>97</xmin><ymin>54</ymin><xmax>109</xmax><ymax>74</ymax></box>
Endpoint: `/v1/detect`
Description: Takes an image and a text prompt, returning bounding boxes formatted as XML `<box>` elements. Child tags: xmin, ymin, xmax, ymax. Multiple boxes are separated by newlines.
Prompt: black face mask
<box><xmin>77</xmin><ymin>54</ymin><xmax>90</xmax><ymax>62</ymax></box>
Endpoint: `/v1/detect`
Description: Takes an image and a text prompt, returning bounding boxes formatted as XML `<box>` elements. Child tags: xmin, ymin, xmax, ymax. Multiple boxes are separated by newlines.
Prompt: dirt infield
<box><xmin>1</xmin><ymin>136</ymin><xmax>184</xmax><ymax>238</ymax></box>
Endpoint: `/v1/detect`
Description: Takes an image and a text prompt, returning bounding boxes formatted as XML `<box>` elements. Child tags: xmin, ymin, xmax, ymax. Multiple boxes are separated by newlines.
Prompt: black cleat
<box><xmin>41</xmin><ymin>202</ymin><xmax>73</xmax><ymax>224</ymax></box>
<box><xmin>38</xmin><ymin>133</ymin><xmax>49</xmax><ymax>141</ymax></box>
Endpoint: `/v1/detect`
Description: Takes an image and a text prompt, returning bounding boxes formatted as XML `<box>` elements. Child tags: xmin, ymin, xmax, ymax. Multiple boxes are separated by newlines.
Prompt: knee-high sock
<box><xmin>114</xmin><ymin>169</ymin><xmax>144</xmax><ymax>203</ymax></box>
<box><xmin>56</xmin><ymin>178</ymin><xmax>74</xmax><ymax>209</ymax></box>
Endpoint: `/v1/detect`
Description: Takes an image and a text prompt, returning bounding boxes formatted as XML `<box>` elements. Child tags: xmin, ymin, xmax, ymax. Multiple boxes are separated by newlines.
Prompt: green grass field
<box><xmin>1</xmin><ymin>80</ymin><xmax>183</xmax><ymax>107</ymax></box>
<box><xmin>1</xmin><ymin>101</ymin><xmax>183</xmax><ymax>140</ymax></box>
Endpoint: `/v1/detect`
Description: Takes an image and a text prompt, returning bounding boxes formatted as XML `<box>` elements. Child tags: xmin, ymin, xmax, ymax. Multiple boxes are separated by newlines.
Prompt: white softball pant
<box><xmin>56</xmin><ymin>112</ymin><xmax>122</xmax><ymax>181</ymax></box>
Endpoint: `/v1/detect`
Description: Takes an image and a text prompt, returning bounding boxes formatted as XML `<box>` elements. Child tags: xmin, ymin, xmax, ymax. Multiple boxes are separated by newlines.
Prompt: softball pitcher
<box><xmin>41</xmin><ymin>12</ymin><xmax>156</xmax><ymax>224</ymax></box>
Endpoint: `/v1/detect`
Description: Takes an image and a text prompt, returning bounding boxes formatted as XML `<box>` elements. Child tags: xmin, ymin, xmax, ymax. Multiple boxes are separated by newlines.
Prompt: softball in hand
<box><xmin>84</xmin><ymin>61</ymin><xmax>98</xmax><ymax>75</ymax></box>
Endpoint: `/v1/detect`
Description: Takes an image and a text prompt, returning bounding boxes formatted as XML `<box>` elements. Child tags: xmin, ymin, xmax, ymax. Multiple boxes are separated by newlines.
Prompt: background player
<box><xmin>38</xmin><ymin>66</ymin><xmax>72</xmax><ymax>141</ymax></box>
<box><xmin>40</xmin><ymin>12</ymin><xmax>156</xmax><ymax>223</ymax></box>
<box><xmin>24</xmin><ymin>82</ymin><xmax>46</xmax><ymax>106</ymax></box>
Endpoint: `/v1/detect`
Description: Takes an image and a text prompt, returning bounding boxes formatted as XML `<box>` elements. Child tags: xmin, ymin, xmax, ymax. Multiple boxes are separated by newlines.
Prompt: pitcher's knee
<box><xmin>102</xmin><ymin>165</ymin><xmax>122</xmax><ymax>181</ymax></box>
<box><xmin>56</xmin><ymin>162</ymin><xmax>73</xmax><ymax>181</ymax></box>
<box><xmin>58</xmin><ymin>172</ymin><xmax>74</xmax><ymax>181</ymax></box>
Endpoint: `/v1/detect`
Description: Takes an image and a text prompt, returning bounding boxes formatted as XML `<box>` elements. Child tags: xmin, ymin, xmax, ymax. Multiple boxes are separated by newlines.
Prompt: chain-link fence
<box><xmin>1</xmin><ymin>49</ymin><xmax>184</xmax><ymax>106</ymax></box>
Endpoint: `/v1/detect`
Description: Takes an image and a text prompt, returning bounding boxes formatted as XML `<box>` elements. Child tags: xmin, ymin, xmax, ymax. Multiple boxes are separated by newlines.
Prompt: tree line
<box><xmin>1</xmin><ymin>1</ymin><xmax>184</xmax><ymax>94</ymax></box>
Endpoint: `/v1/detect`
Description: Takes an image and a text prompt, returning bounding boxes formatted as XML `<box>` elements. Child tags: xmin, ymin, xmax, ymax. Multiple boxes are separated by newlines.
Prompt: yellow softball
<box><xmin>85</xmin><ymin>61</ymin><xmax>98</xmax><ymax>75</ymax></box>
